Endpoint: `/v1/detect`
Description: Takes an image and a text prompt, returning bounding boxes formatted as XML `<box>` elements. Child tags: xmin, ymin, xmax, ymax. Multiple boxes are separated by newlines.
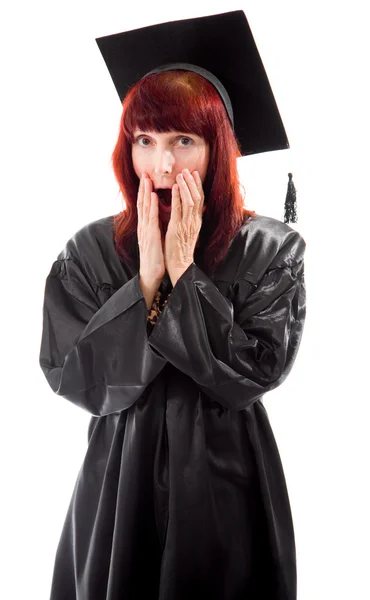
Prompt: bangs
<box><xmin>123</xmin><ymin>71</ymin><xmax>220</xmax><ymax>141</ymax></box>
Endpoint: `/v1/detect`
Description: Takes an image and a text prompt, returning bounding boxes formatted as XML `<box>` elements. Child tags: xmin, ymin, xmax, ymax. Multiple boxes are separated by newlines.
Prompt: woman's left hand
<box><xmin>164</xmin><ymin>169</ymin><xmax>204</xmax><ymax>280</ymax></box>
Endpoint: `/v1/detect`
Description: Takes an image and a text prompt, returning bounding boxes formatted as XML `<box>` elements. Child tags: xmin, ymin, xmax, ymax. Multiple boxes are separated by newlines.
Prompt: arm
<box><xmin>39</xmin><ymin>257</ymin><xmax>167</xmax><ymax>417</ymax></box>
<box><xmin>139</xmin><ymin>274</ymin><xmax>162</xmax><ymax>311</ymax></box>
<box><xmin>148</xmin><ymin>231</ymin><xmax>306</xmax><ymax>411</ymax></box>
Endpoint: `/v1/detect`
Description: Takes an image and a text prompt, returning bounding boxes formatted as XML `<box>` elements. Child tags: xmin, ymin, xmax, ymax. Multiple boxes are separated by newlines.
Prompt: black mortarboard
<box><xmin>96</xmin><ymin>10</ymin><xmax>298</xmax><ymax>223</ymax></box>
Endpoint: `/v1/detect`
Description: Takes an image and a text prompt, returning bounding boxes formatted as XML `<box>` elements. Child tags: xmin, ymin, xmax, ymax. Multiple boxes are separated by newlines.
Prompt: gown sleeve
<box><xmin>148</xmin><ymin>230</ymin><xmax>306</xmax><ymax>411</ymax></box>
<box><xmin>39</xmin><ymin>254</ymin><xmax>168</xmax><ymax>416</ymax></box>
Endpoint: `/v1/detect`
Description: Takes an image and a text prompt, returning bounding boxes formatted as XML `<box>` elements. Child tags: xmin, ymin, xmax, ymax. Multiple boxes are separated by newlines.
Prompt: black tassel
<box><xmin>284</xmin><ymin>172</ymin><xmax>298</xmax><ymax>224</ymax></box>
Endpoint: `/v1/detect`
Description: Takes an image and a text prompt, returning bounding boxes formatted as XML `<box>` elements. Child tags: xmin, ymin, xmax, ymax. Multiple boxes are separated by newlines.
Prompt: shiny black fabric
<box><xmin>39</xmin><ymin>213</ymin><xmax>306</xmax><ymax>600</ymax></box>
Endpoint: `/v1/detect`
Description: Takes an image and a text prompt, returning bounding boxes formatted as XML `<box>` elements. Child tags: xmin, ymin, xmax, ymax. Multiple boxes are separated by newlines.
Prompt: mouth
<box><xmin>155</xmin><ymin>188</ymin><xmax>172</xmax><ymax>211</ymax></box>
<box><xmin>154</xmin><ymin>188</ymin><xmax>207</xmax><ymax>216</ymax></box>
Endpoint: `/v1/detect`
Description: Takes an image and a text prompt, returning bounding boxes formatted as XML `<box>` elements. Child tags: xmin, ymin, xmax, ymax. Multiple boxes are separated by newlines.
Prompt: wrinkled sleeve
<box><xmin>148</xmin><ymin>233</ymin><xmax>306</xmax><ymax>411</ymax></box>
<box><xmin>39</xmin><ymin>257</ymin><xmax>167</xmax><ymax>416</ymax></box>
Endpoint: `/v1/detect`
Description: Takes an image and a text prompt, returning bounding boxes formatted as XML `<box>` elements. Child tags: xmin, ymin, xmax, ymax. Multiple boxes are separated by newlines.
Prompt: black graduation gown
<box><xmin>39</xmin><ymin>213</ymin><xmax>306</xmax><ymax>600</ymax></box>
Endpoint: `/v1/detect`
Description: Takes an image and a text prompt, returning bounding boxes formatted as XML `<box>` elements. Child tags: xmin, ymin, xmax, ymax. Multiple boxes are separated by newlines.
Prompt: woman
<box><xmin>39</xmin><ymin>10</ymin><xmax>306</xmax><ymax>600</ymax></box>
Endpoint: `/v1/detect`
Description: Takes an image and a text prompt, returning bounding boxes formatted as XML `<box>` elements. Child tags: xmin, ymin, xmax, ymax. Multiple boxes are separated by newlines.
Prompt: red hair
<box><xmin>112</xmin><ymin>70</ymin><xmax>256</xmax><ymax>276</ymax></box>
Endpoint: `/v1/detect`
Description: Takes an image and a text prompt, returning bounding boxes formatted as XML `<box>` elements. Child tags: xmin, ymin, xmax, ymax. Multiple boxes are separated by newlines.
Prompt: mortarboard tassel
<box><xmin>284</xmin><ymin>172</ymin><xmax>298</xmax><ymax>224</ymax></box>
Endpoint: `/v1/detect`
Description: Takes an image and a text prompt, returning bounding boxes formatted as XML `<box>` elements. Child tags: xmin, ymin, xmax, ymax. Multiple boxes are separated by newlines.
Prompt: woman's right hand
<box><xmin>137</xmin><ymin>172</ymin><xmax>166</xmax><ymax>284</ymax></box>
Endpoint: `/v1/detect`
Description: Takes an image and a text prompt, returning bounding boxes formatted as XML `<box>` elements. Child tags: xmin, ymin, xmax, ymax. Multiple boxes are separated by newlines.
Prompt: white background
<box><xmin>1</xmin><ymin>1</ymin><xmax>369</xmax><ymax>598</ymax></box>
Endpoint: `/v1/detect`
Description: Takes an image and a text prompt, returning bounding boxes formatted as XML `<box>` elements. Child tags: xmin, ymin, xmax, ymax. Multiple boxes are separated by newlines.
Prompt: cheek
<box><xmin>131</xmin><ymin>150</ymin><xmax>139</xmax><ymax>172</ymax></box>
<box><xmin>196</xmin><ymin>147</ymin><xmax>209</xmax><ymax>172</ymax></box>
<box><xmin>132</xmin><ymin>151</ymin><xmax>148</xmax><ymax>176</ymax></box>
<box><xmin>198</xmin><ymin>158</ymin><xmax>208</xmax><ymax>180</ymax></box>
<box><xmin>185</xmin><ymin>150</ymin><xmax>206</xmax><ymax>172</ymax></box>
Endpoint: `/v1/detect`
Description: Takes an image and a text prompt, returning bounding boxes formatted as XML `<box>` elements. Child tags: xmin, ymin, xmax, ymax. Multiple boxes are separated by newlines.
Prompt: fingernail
<box><xmin>184</xmin><ymin>168</ymin><xmax>190</xmax><ymax>176</ymax></box>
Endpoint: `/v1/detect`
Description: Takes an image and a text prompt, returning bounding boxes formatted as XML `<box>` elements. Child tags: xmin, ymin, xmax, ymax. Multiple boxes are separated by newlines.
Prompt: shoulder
<box><xmin>56</xmin><ymin>214</ymin><xmax>124</xmax><ymax>286</ymax></box>
<box><xmin>58</xmin><ymin>215</ymin><xmax>115</xmax><ymax>261</ymax></box>
<box><xmin>234</xmin><ymin>213</ymin><xmax>306</xmax><ymax>284</ymax></box>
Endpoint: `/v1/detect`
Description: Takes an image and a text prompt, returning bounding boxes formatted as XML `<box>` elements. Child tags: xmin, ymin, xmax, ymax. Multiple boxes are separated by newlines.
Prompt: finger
<box><xmin>176</xmin><ymin>173</ymin><xmax>194</xmax><ymax>225</ymax></box>
<box><xmin>170</xmin><ymin>183</ymin><xmax>182</xmax><ymax>225</ymax></box>
<box><xmin>183</xmin><ymin>169</ymin><xmax>202</xmax><ymax>208</ymax></box>
<box><xmin>192</xmin><ymin>170</ymin><xmax>203</xmax><ymax>194</ymax></box>
<box><xmin>191</xmin><ymin>170</ymin><xmax>205</xmax><ymax>216</ymax></box>
<box><xmin>143</xmin><ymin>175</ymin><xmax>151</xmax><ymax>229</ymax></box>
<box><xmin>137</xmin><ymin>173</ymin><xmax>145</xmax><ymax>240</ymax></box>
<box><xmin>149</xmin><ymin>192</ymin><xmax>159</xmax><ymax>223</ymax></box>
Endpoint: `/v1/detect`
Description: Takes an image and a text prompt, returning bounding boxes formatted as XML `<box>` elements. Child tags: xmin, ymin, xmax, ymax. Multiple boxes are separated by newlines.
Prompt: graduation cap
<box><xmin>96</xmin><ymin>10</ymin><xmax>297</xmax><ymax>223</ymax></box>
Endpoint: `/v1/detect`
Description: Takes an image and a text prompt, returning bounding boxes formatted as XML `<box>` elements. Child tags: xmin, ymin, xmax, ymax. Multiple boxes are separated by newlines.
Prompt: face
<box><xmin>131</xmin><ymin>129</ymin><xmax>210</xmax><ymax>206</ymax></box>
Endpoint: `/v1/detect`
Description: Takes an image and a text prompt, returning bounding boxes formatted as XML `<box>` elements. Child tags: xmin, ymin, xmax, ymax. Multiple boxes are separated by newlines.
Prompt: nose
<box><xmin>153</xmin><ymin>149</ymin><xmax>175</xmax><ymax>176</ymax></box>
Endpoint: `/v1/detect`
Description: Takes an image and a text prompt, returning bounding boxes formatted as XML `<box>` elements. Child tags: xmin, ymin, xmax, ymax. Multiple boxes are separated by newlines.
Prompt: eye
<box><xmin>177</xmin><ymin>137</ymin><xmax>193</xmax><ymax>147</ymax></box>
<box><xmin>134</xmin><ymin>135</ymin><xmax>194</xmax><ymax>147</ymax></box>
<box><xmin>136</xmin><ymin>136</ymin><xmax>151</xmax><ymax>147</ymax></box>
